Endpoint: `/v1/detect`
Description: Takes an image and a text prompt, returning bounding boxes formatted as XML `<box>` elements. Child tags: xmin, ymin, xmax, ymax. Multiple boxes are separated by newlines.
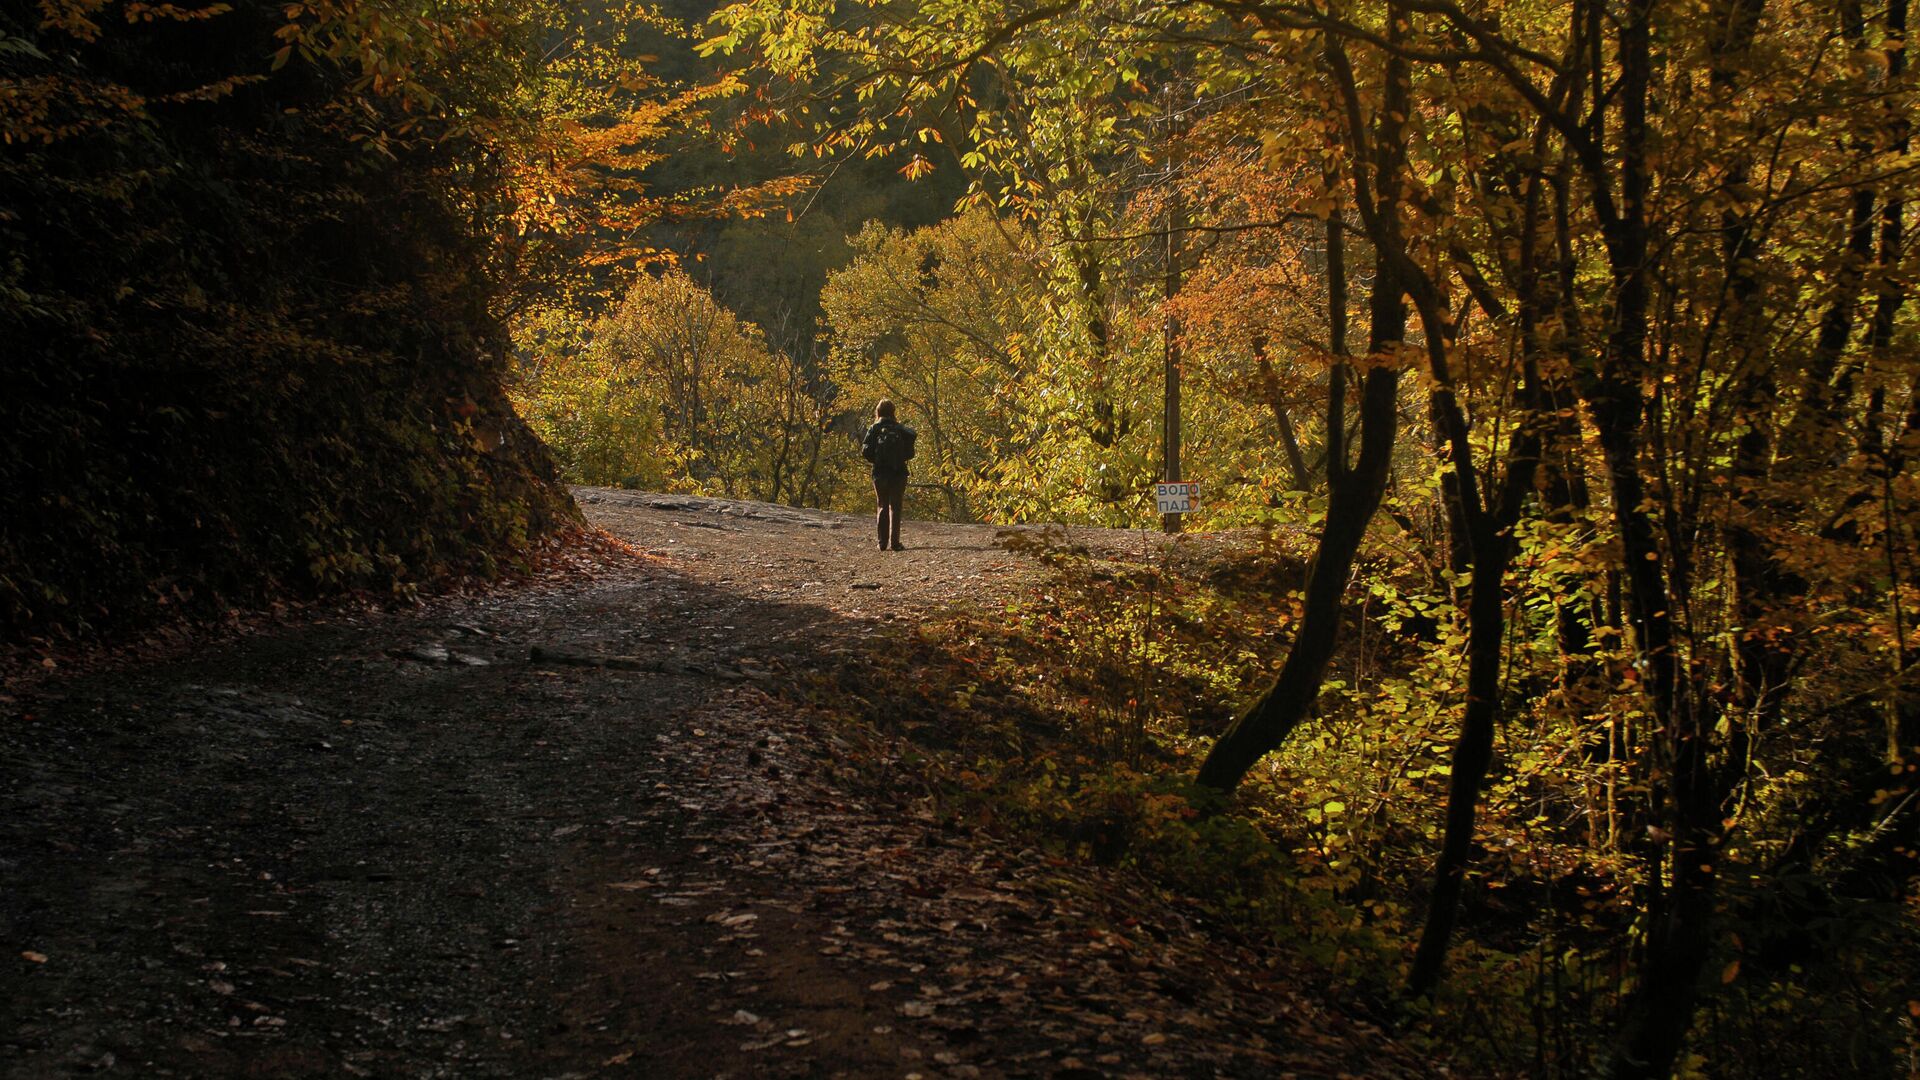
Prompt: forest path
<box><xmin>2</xmin><ymin>489</ymin><xmax>1424</xmax><ymax>1079</ymax></box>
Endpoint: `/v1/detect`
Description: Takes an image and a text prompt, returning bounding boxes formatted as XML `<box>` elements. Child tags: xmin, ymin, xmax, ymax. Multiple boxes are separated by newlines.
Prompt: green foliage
<box><xmin>817</xmin><ymin>209</ymin><xmax>1336</xmax><ymax>528</ymax></box>
<box><xmin>515</xmin><ymin>267</ymin><xmax>856</xmax><ymax>503</ymax></box>
<box><xmin>808</xmin><ymin>519</ymin><xmax>1920</xmax><ymax>1074</ymax></box>
<box><xmin>822</xmin><ymin>211</ymin><xmax>1039</xmax><ymax>520</ymax></box>
<box><xmin>13</xmin><ymin>0</ymin><xmax>1918</xmax><ymax>1070</ymax></box>
<box><xmin>705</xmin><ymin>0</ymin><xmax>1920</xmax><ymax>1069</ymax></box>
<box><xmin>510</xmin><ymin>305</ymin><xmax>668</xmax><ymax>489</ymax></box>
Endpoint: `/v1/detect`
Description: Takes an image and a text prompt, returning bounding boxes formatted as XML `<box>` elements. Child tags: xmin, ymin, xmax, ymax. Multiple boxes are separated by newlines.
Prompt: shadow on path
<box><xmin>3</xmin><ymin>499</ymin><xmax>1425</xmax><ymax>1079</ymax></box>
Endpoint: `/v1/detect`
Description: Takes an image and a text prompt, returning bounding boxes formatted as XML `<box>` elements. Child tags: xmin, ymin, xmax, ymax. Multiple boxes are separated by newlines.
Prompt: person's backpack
<box><xmin>870</xmin><ymin>423</ymin><xmax>916</xmax><ymax>470</ymax></box>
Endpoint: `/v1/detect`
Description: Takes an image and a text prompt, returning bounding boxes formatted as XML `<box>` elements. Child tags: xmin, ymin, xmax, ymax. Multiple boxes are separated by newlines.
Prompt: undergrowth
<box><xmin>804</xmin><ymin>527</ymin><xmax>1920</xmax><ymax>1079</ymax></box>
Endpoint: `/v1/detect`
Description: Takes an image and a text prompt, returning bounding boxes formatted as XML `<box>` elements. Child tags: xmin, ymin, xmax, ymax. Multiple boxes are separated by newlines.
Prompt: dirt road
<box><xmin>2</xmin><ymin>489</ymin><xmax>1422</xmax><ymax>1078</ymax></box>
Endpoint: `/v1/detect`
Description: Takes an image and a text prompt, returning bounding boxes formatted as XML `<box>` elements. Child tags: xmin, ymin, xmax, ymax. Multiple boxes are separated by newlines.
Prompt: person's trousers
<box><xmin>873</xmin><ymin>471</ymin><xmax>907</xmax><ymax>548</ymax></box>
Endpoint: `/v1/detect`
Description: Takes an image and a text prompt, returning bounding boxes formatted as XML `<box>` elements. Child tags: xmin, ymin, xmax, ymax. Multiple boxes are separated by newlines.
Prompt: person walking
<box><xmin>861</xmin><ymin>399</ymin><xmax>916</xmax><ymax>551</ymax></box>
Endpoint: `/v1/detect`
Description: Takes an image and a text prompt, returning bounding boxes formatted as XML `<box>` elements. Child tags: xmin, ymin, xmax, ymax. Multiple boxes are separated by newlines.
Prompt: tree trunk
<box><xmin>1196</xmin><ymin>207</ymin><xmax>1395</xmax><ymax>791</ymax></box>
<box><xmin>1162</xmin><ymin>184</ymin><xmax>1185</xmax><ymax>533</ymax></box>
<box><xmin>1597</xmin><ymin>4</ymin><xmax>1727</xmax><ymax>1074</ymax></box>
<box><xmin>1073</xmin><ymin>246</ymin><xmax>1119</xmax><ymax>449</ymax></box>
<box><xmin>1253</xmin><ymin>335</ymin><xmax>1312</xmax><ymax>492</ymax></box>
<box><xmin>1197</xmin><ymin>32</ymin><xmax>1407</xmax><ymax>794</ymax></box>
<box><xmin>1871</xmin><ymin>0</ymin><xmax>1909</xmax><ymax>357</ymax></box>
<box><xmin>1407</xmin><ymin>519</ymin><xmax>1509</xmax><ymax>994</ymax></box>
<box><xmin>1194</xmin><ymin>362</ymin><xmax>1399</xmax><ymax>791</ymax></box>
<box><xmin>1404</xmin><ymin>69</ymin><xmax>1553</xmax><ymax>995</ymax></box>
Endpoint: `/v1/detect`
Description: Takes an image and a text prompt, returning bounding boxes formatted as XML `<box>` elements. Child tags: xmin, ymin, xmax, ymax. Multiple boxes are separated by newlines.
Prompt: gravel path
<box><xmin>1</xmin><ymin>489</ymin><xmax>1426</xmax><ymax>1079</ymax></box>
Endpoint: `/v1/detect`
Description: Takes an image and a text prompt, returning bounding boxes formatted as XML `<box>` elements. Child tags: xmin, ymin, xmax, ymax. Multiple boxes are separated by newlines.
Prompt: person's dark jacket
<box><xmin>862</xmin><ymin>419</ymin><xmax>915</xmax><ymax>477</ymax></box>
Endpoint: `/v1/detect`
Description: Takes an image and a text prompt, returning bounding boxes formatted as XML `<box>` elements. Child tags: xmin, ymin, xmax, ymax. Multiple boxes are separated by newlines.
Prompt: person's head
<box><xmin>875</xmin><ymin>399</ymin><xmax>896</xmax><ymax>421</ymax></box>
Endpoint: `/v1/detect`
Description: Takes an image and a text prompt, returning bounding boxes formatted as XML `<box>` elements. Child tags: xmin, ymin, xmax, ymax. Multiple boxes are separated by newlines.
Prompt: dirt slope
<box><xmin>1</xmin><ymin>489</ymin><xmax>1428</xmax><ymax>1079</ymax></box>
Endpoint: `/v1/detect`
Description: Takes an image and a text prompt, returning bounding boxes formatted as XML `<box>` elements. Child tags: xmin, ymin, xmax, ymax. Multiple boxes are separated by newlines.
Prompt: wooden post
<box><xmin>1161</xmin><ymin>88</ymin><xmax>1185</xmax><ymax>534</ymax></box>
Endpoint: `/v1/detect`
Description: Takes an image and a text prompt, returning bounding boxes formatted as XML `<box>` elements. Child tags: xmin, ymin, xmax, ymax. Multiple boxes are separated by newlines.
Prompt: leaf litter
<box><xmin>1</xmin><ymin>489</ymin><xmax>1429</xmax><ymax>1078</ymax></box>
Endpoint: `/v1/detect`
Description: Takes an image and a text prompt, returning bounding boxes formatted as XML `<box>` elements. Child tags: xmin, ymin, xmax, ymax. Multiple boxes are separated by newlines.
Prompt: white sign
<box><xmin>1154</xmin><ymin>482</ymin><xmax>1199</xmax><ymax>514</ymax></box>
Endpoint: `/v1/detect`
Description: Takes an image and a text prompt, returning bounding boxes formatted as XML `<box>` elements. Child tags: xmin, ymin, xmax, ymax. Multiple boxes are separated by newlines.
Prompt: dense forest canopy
<box><xmin>6</xmin><ymin>0</ymin><xmax>1920</xmax><ymax>1075</ymax></box>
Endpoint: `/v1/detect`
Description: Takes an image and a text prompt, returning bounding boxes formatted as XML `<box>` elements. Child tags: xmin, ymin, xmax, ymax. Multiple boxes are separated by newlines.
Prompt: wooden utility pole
<box><xmin>1160</xmin><ymin>87</ymin><xmax>1185</xmax><ymax>534</ymax></box>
